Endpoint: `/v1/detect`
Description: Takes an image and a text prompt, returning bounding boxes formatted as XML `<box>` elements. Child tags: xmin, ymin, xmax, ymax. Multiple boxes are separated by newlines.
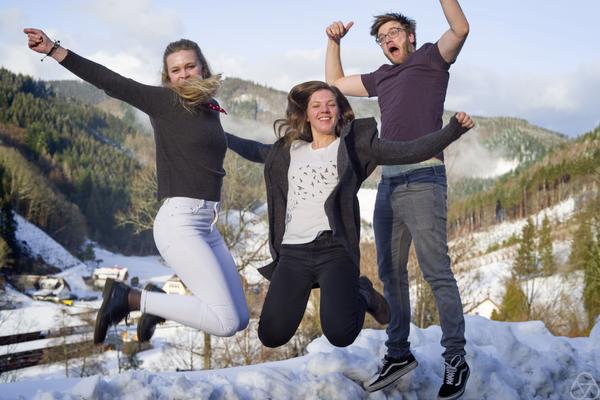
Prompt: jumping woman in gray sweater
<box><xmin>24</xmin><ymin>28</ymin><xmax>249</xmax><ymax>344</ymax></box>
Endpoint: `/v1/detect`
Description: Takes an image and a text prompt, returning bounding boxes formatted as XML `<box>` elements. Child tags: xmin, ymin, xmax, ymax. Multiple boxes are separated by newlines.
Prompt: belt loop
<box><xmin>209</xmin><ymin>202</ymin><xmax>219</xmax><ymax>232</ymax></box>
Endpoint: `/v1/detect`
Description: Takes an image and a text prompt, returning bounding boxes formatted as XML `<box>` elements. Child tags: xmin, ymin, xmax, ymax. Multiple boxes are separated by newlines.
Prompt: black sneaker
<box><xmin>364</xmin><ymin>353</ymin><xmax>418</xmax><ymax>392</ymax></box>
<box><xmin>438</xmin><ymin>355</ymin><xmax>470</xmax><ymax>400</ymax></box>
<box><xmin>137</xmin><ymin>283</ymin><xmax>166</xmax><ymax>342</ymax></box>
<box><xmin>94</xmin><ymin>278</ymin><xmax>131</xmax><ymax>344</ymax></box>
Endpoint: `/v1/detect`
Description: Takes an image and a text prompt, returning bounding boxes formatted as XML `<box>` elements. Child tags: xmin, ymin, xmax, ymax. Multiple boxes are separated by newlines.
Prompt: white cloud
<box><xmin>86</xmin><ymin>0</ymin><xmax>182</xmax><ymax>42</ymax></box>
<box><xmin>86</xmin><ymin>51</ymin><xmax>161</xmax><ymax>85</ymax></box>
<box><xmin>211</xmin><ymin>46</ymin><xmax>381</xmax><ymax>92</ymax></box>
<box><xmin>0</xmin><ymin>8</ymin><xmax>72</xmax><ymax>81</ymax></box>
<box><xmin>447</xmin><ymin>63</ymin><xmax>600</xmax><ymax>136</ymax></box>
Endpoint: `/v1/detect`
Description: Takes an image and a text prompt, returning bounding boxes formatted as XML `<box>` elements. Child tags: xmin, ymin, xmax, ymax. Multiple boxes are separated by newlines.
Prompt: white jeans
<box><xmin>141</xmin><ymin>197</ymin><xmax>249</xmax><ymax>336</ymax></box>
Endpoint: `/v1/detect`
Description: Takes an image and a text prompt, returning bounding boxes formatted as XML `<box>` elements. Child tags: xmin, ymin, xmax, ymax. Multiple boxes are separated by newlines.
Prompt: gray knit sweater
<box><xmin>60</xmin><ymin>51</ymin><xmax>227</xmax><ymax>201</ymax></box>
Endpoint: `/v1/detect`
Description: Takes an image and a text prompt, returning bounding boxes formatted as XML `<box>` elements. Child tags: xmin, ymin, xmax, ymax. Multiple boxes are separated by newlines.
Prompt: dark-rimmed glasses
<box><xmin>375</xmin><ymin>27</ymin><xmax>406</xmax><ymax>45</ymax></box>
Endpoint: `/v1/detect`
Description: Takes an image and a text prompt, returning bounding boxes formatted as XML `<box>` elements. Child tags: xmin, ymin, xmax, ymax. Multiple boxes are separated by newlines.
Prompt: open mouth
<box><xmin>388</xmin><ymin>46</ymin><xmax>400</xmax><ymax>56</ymax></box>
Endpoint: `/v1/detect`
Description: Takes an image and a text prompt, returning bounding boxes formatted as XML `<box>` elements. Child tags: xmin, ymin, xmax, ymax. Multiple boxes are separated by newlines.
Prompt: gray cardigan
<box><xmin>226</xmin><ymin>116</ymin><xmax>468</xmax><ymax>280</ymax></box>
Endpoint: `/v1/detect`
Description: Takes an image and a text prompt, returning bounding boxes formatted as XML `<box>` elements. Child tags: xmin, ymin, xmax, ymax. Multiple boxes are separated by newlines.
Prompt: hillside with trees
<box><xmin>0</xmin><ymin>68</ymin><xmax>151</xmax><ymax>266</ymax></box>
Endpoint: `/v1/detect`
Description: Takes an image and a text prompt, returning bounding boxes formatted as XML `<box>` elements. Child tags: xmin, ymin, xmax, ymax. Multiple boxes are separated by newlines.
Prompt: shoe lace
<box><xmin>444</xmin><ymin>362</ymin><xmax>457</xmax><ymax>385</ymax></box>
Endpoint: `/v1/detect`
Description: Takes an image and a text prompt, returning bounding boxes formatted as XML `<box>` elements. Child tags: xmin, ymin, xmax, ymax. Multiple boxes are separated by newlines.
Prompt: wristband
<box><xmin>40</xmin><ymin>40</ymin><xmax>60</xmax><ymax>62</ymax></box>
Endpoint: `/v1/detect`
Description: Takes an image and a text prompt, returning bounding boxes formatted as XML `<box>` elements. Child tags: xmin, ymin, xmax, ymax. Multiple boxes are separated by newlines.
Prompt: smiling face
<box><xmin>377</xmin><ymin>20</ymin><xmax>415</xmax><ymax>65</ymax></box>
<box><xmin>165</xmin><ymin>49</ymin><xmax>203</xmax><ymax>84</ymax></box>
<box><xmin>306</xmin><ymin>89</ymin><xmax>339</xmax><ymax>137</ymax></box>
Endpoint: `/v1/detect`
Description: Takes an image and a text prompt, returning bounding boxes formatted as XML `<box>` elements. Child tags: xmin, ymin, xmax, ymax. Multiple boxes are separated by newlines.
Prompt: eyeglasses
<box><xmin>375</xmin><ymin>27</ymin><xmax>406</xmax><ymax>45</ymax></box>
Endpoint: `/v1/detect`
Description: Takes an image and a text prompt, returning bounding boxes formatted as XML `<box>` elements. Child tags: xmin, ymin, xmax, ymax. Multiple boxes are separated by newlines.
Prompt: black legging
<box><xmin>258</xmin><ymin>232</ymin><xmax>368</xmax><ymax>348</ymax></box>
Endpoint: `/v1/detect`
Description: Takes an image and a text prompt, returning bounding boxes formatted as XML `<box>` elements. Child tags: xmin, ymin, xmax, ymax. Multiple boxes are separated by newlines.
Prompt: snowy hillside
<box><xmin>15</xmin><ymin>214</ymin><xmax>87</xmax><ymax>272</ymax></box>
<box><xmin>2</xmin><ymin>316</ymin><xmax>599</xmax><ymax>399</ymax></box>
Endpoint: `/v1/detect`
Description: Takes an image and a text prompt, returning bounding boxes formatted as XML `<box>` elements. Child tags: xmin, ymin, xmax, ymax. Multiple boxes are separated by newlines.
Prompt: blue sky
<box><xmin>1</xmin><ymin>0</ymin><xmax>599</xmax><ymax>136</ymax></box>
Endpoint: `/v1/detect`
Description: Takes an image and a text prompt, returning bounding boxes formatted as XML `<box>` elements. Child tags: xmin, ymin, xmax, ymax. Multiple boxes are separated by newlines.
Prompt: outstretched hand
<box><xmin>326</xmin><ymin>21</ymin><xmax>354</xmax><ymax>43</ymax></box>
<box><xmin>23</xmin><ymin>28</ymin><xmax>53</xmax><ymax>54</ymax></box>
<box><xmin>455</xmin><ymin>112</ymin><xmax>475</xmax><ymax>129</ymax></box>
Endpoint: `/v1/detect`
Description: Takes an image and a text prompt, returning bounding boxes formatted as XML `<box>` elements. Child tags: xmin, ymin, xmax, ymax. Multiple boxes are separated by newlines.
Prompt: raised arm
<box><xmin>225</xmin><ymin>132</ymin><xmax>272</xmax><ymax>164</ymax></box>
<box><xmin>325</xmin><ymin>21</ymin><xmax>369</xmax><ymax>97</ymax></box>
<box><xmin>374</xmin><ymin>112</ymin><xmax>474</xmax><ymax>165</ymax></box>
<box><xmin>436</xmin><ymin>0</ymin><xmax>470</xmax><ymax>64</ymax></box>
<box><xmin>24</xmin><ymin>28</ymin><xmax>162</xmax><ymax>115</ymax></box>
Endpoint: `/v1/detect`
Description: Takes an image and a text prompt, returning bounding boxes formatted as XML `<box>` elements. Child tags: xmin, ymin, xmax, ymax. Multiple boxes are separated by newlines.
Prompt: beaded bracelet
<box><xmin>41</xmin><ymin>40</ymin><xmax>60</xmax><ymax>62</ymax></box>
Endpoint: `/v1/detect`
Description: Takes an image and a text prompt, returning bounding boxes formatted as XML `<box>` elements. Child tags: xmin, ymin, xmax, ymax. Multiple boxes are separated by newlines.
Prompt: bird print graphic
<box><xmin>286</xmin><ymin>148</ymin><xmax>338</xmax><ymax>226</ymax></box>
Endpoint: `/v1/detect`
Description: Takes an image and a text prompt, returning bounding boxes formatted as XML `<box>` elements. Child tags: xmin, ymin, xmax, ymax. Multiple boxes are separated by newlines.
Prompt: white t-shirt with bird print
<box><xmin>282</xmin><ymin>138</ymin><xmax>340</xmax><ymax>244</ymax></box>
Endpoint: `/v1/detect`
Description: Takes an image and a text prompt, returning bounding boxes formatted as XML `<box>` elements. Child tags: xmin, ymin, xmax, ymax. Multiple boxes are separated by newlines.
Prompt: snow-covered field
<box><xmin>1</xmin><ymin>193</ymin><xmax>599</xmax><ymax>399</ymax></box>
<box><xmin>2</xmin><ymin>316</ymin><xmax>599</xmax><ymax>399</ymax></box>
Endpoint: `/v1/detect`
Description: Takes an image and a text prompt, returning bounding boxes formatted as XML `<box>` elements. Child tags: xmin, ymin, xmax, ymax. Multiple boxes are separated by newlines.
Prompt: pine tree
<box><xmin>491</xmin><ymin>277</ymin><xmax>530</xmax><ymax>322</ymax></box>
<box><xmin>583</xmin><ymin>235</ymin><xmax>600</xmax><ymax>329</ymax></box>
<box><xmin>514</xmin><ymin>217</ymin><xmax>537</xmax><ymax>277</ymax></box>
<box><xmin>538</xmin><ymin>215</ymin><xmax>555</xmax><ymax>276</ymax></box>
<box><xmin>568</xmin><ymin>212</ymin><xmax>593</xmax><ymax>272</ymax></box>
<box><xmin>0</xmin><ymin>166</ymin><xmax>17</xmax><ymax>270</ymax></box>
<box><xmin>583</xmin><ymin>198</ymin><xmax>600</xmax><ymax>329</ymax></box>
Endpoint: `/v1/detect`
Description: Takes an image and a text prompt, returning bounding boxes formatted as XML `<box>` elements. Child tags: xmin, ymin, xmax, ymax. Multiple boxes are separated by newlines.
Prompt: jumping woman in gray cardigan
<box><xmin>226</xmin><ymin>81</ymin><xmax>473</xmax><ymax>348</ymax></box>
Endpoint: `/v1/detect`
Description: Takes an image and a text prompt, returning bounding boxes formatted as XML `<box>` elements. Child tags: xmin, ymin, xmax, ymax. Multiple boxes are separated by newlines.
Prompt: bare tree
<box><xmin>115</xmin><ymin>165</ymin><xmax>159</xmax><ymax>234</ymax></box>
<box><xmin>161</xmin><ymin>326</ymin><xmax>205</xmax><ymax>371</ymax></box>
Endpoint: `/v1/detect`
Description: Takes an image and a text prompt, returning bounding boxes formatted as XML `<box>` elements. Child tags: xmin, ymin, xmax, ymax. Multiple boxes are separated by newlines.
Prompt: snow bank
<box><xmin>2</xmin><ymin>316</ymin><xmax>598</xmax><ymax>400</ymax></box>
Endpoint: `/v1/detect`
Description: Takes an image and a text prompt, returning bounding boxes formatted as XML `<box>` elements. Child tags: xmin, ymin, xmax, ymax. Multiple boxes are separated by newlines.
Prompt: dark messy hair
<box><xmin>370</xmin><ymin>13</ymin><xmax>417</xmax><ymax>47</ymax></box>
<box><xmin>274</xmin><ymin>81</ymin><xmax>355</xmax><ymax>146</ymax></box>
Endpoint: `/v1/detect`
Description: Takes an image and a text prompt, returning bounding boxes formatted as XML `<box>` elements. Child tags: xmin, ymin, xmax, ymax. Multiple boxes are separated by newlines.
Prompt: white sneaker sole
<box><xmin>364</xmin><ymin>359</ymin><xmax>418</xmax><ymax>392</ymax></box>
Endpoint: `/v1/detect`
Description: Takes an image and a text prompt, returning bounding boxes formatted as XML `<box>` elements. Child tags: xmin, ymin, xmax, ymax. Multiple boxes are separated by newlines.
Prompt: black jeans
<box><xmin>258</xmin><ymin>232</ymin><xmax>367</xmax><ymax>348</ymax></box>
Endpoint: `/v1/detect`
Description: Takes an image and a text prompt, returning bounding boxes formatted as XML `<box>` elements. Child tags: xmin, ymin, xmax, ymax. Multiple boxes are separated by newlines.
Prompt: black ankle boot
<box><xmin>359</xmin><ymin>276</ymin><xmax>391</xmax><ymax>325</ymax></box>
<box><xmin>94</xmin><ymin>278</ymin><xmax>131</xmax><ymax>344</ymax></box>
<box><xmin>137</xmin><ymin>283</ymin><xmax>166</xmax><ymax>342</ymax></box>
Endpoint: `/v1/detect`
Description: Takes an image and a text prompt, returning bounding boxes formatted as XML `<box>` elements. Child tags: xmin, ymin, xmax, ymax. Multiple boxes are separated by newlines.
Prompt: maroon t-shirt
<box><xmin>361</xmin><ymin>42</ymin><xmax>450</xmax><ymax>159</ymax></box>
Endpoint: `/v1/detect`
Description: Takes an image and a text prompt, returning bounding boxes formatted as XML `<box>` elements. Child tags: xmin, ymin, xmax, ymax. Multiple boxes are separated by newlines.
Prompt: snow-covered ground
<box><xmin>2</xmin><ymin>194</ymin><xmax>599</xmax><ymax>399</ymax></box>
<box><xmin>2</xmin><ymin>316</ymin><xmax>599</xmax><ymax>399</ymax></box>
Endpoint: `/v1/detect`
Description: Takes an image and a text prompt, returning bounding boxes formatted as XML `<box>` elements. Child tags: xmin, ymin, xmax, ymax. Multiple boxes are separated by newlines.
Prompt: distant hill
<box><xmin>0</xmin><ymin>68</ymin><xmax>155</xmax><ymax>261</ymax></box>
<box><xmin>447</xmin><ymin>123</ymin><xmax>600</xmax><ymax>236</ymax></box>
<box><xmin>50</xmin><ymin>76</ymin><xmax>568</xmax><ymax>181</ymax></box>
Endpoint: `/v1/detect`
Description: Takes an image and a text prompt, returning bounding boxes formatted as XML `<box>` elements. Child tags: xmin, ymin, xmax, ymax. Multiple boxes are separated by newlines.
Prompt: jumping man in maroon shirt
<box><xmin>325</xmin><ymin>1</ymin><xmax>470</xmax><ymax>398</ymax></box>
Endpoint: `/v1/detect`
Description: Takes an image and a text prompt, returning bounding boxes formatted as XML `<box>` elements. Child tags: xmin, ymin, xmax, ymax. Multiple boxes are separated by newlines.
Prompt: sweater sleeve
<box><xmin>372</xmin><ymin>116</ymin><xmax>470</xmax><ymax>165</ymax></box>
<box><xmin>59</xmin><ymin>51</ymin><xmax>166</xmax><ymax>116</ymax></box>
<box><xmin>225</xmin><ymin>132</ymin><xmax>272</xmax><ymax>164</ymax></box>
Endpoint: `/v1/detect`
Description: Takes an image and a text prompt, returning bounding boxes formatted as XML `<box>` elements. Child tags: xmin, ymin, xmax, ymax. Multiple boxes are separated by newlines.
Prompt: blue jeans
<box><xmin>373</xmin><ymin>165</ymin><xmax>465</xmax><ymax>360</ymax></box>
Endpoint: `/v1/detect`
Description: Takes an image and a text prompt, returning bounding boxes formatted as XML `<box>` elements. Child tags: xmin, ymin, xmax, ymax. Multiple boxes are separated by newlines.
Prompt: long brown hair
<box><xmin>161</xmin><ymin>39</ymin><xmax>221</xmax><ymax>110</ymax></box>
<box><xmin>274</xmin><ymin>81</ymin><xmax>355</xmax><ymax>146</ymax></box>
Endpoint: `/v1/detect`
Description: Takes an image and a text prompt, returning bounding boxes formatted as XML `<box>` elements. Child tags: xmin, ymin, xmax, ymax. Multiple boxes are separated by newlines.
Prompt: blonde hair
<box><xmin>274</xmin><ymin>81</ymin><xmax>355</xmax><ymax>146</ymax></box>
<box><xmin>161</xmin><ymin>39</ymin><xmax>221</xmax><ymax>111</ymax></box>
